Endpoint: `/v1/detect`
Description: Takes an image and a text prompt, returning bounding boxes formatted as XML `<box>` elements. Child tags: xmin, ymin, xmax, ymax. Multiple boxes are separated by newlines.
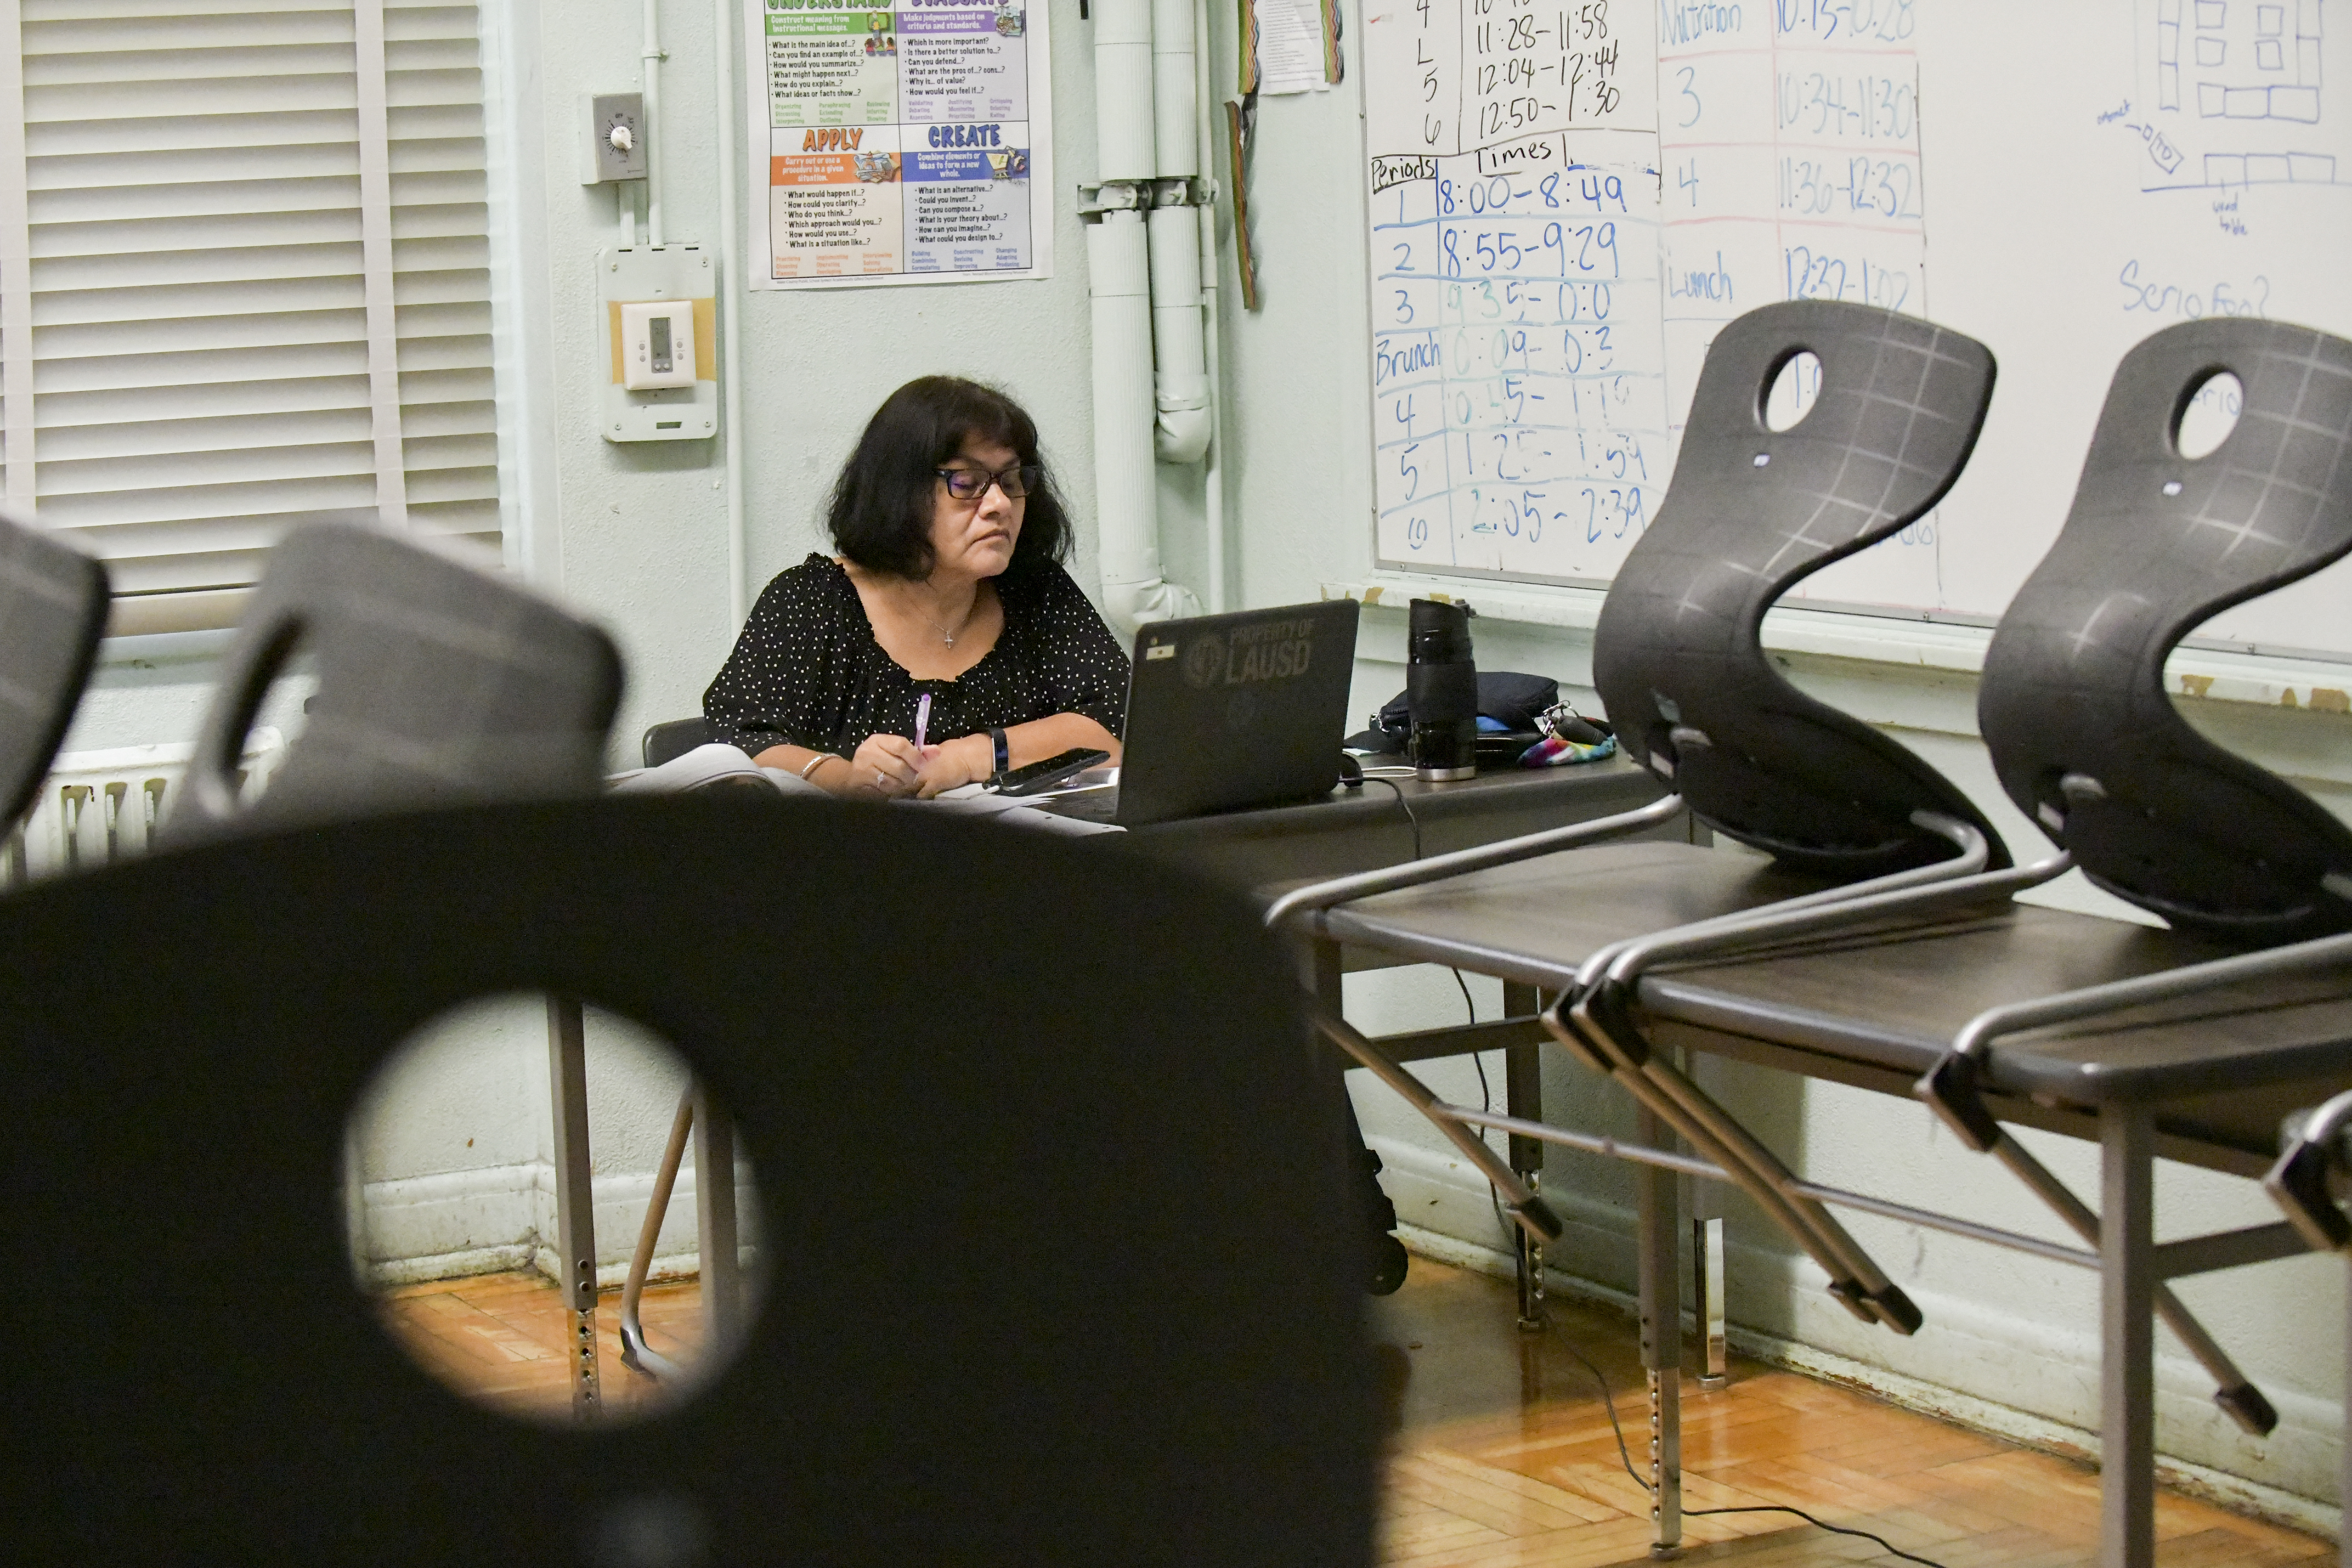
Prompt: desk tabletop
<box><xmin>1645</xmin><ymin>911</ymin><xmax>2352</xmax><ymax>1112</ymax></box>
<box><xmin>1315</xmin><ymin>830</ymin><xmax>2352</xmax><ymax>1155</ymax></box>
<box><xmin>1100</xmin><ymin>754</ymin><xmax>1673</xmax><ymax>890</ymax></box>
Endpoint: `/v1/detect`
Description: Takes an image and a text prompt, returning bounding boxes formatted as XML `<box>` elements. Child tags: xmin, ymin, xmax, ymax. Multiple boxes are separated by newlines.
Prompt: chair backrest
<box><xmin>643</xmin><ymin>715</ymin><xmax>712</xmax><ymax>768</ymax></box>
<box><xmin>0</xmin><ymin>510</ymin><xmax>108</xmax><ymax>826</ymax></box>
<box><xmin>0</xmin><ymin>797</ymin><xmax>1377</xmax><ymax>1562</ymax></box>
<box><xmin>1979</xmin><ymin>319</ymin><xmax>2352</xmax><ymax>941</ymax></box>
<box><xmin>1594</xmin><ymin>301</ymin><xmax>2009</xmax><ymax>876</ymax></box>
<box><xmin>164</xmin><ymin>522</ymin><xmax>623</xmax><ymax>845</ymax></box>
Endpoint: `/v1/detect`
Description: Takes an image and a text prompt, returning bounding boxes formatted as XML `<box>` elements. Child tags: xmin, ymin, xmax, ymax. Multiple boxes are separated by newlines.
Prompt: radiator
<box><xmin>5</xmin><ymin>728</ymin><xmax>286</xmax><ymax>887</ymax></box>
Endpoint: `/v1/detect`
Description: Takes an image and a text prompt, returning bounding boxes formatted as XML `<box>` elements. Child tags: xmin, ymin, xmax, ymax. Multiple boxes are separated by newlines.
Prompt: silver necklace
<box><xmin>907</xmin><ymin>584</ymin><xmax>977</xmax><ymax>646</ymax></box>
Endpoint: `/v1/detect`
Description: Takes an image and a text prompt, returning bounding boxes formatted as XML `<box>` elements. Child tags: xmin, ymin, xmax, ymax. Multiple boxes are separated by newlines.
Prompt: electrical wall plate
<box><xmin>599</xmin><ymin>246</ymin><xmax>718</xmax><ymax>443</ymax></box>
<box><xmin>582</xmin><ymin>92</ymin><xmax>647</xmax><ymax>184</ymax></box>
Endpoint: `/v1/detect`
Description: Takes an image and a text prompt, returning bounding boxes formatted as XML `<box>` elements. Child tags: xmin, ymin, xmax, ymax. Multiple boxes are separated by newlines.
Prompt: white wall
<box><xmin>37</xmin><ymin>0</ymin><xmax>2350</xmax><ymax>1523</ymax></box>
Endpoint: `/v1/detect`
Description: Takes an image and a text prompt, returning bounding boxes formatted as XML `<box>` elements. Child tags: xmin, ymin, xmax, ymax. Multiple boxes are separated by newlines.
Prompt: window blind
<box><xmin>3</xmin><ymin>0</ymin><xmax>501</xmax><ymax>636</ymax></box>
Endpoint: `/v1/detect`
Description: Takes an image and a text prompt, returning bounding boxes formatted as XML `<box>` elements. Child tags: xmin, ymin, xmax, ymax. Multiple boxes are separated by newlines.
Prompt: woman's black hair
<box><xmin>826</xmin><ymin>376</ymin><xmax>1073</xmax><ymax>581</ymax></box>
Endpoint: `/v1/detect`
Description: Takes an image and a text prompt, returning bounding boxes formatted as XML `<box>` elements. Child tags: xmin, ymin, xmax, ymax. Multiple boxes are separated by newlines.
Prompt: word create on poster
<box><xmin>747</xmin><ymin>0</ymin><xmax>1054</xmax><ymax>289</ymax></box>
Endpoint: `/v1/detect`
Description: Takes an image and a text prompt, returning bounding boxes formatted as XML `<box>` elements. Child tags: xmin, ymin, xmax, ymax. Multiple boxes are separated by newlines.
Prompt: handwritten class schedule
<box><xmin>1363</xmin><ymin>0</ymin><xmax>1931</xmax><ymax>593</ymax></box>
<box><xmin>1364</xmin><ymin>1</ymin><xmax>1667</xmax><ymax>582</ymax></box>
<box><xmin>745</xmin><ymin>0</ymin><xmax>1054</xmax><ymax>289</ymax></box>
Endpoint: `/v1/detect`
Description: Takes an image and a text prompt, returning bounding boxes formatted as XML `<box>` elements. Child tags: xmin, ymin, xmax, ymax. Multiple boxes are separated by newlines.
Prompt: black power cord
<box><xmin>1363</xmin><ymin>774</ymin><xmax>1423</xmax><ymax>861</ymax></box>
<box><xmin>1551</xmin><ymin>1318</ymin><xmax>1953</xmax><ymax>1568</ymax></box>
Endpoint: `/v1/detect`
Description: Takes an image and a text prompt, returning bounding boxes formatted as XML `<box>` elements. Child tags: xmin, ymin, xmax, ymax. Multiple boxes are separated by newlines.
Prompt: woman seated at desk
<box><xmin>705</xmin><ymin>376</ymin><xmax>1127</xmax><ymax>797</ymax></box>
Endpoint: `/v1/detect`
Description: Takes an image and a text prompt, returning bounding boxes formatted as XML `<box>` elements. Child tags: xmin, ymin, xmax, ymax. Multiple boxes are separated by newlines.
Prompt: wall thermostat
<box><xmin>599</xmin><ymin>246</ymin><xmax>718</xmax><ymax>442</ymax></box>
<box><xmin>620</xmin><ymin>301</ymin><xmax>695</xmax><ymax>389</ymax></box>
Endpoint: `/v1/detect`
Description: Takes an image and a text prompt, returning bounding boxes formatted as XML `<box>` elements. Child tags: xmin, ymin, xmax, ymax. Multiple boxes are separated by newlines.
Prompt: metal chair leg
<box><xmin>1315</xmin><ymin>1010</ymin><xmax>1565</xmax><ymax>1244</ymax></box>
<box><xmin>1554</xmin><ymin>990</ymin><xmax>1905</xmax><ymax>1330</ymax></box>
<box><xmin>619</xmin><ymin>1086</ymin><xmax>695</xmax><ymax>1378</ymax></box>
<box><xmin>1984</xmin><ymin>1130</ymin><xmax>2276</xmax><ymax>1434</ymax></box>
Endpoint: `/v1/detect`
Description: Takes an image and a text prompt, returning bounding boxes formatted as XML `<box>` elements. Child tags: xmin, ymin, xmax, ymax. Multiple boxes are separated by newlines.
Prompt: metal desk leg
<box><xmin>1692</xmin><ymin>1212</ymin><xmax>1727</xmax><ymax>1391</ymax></box>
<box><xmin>1681</xmin><ymin>1055</ymin><xmax>1728</xmax><ymax>1390</ymax></box>
<box><xmin>2100</xmin><ymin>1104</ymin><xmax>2156</xmax><ymax>1568</ymax></box>
<box><xmin>694</xmin><ymin>1083</ymin><xmax>744</xmax><ymax>1350</ymax></box>
<box><xmin>546</xmin><ymin>995</ymin><xmax>600</xmax><ymax>1420</ymax></box>
<box><xmin>1504</xmin><ymin>980</ymin><xmax>1547</xmax><ymax>1330</ymax></box>
<box><xmin>1638</xmin><ymin>1105</ymin><xmax>1683</xmax><ymax>1557</ymax></box>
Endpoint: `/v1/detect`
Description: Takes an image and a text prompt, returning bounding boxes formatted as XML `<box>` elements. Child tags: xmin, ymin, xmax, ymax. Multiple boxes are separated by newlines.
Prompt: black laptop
<box><xmin>1050</xmin><ymin>599</ymin><xmax>1361</xmax><ymax>828</ymax></box>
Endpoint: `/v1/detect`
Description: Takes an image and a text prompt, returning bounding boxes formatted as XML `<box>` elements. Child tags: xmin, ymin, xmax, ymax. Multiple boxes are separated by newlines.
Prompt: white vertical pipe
<box><xmin>1148</xmin><ymin>205</ymin><xmax>1209</xmax><ymax>463</ymax></box>
<box><xmin>1145</xmin><ymin>0</ymin><xmax>1209</xmax><ymax>463</ymax></box>
<box><xmin>1094</xmin><ymin>0</ymin><xmax>1156</xmax><ymax>181</ymax></box>
<box><xmin>1089</xmin><ymin>210</ymin><xmax>1174</xmax><ymax>626</ymax></box>
<box><xmin>1092</xmin><ymin>0</ymin><xmax>1196</xmax><ymax>630</ymax></box>
<box><xmin>1152</xmin><ymin>0</ymin><xmax>1197</xmax><ymax>178</ymax></box>
<box><xmin>642</xmin><ymin>0</ymin><xmax>665</xmax><ymax>248</ymax></box>
<box><xmin>1193</xmin><ymin>0</ymin><xmax>1226</xmax><ymax>612</ymax></box>
<box><xmin>715</xmin><ymin>0</ymin><xmax>747</xmax><ymax>624</ymax></box>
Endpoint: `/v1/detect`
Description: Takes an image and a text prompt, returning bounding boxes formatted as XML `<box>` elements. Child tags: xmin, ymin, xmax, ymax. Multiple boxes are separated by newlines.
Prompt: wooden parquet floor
<box><xmin>377</xmin><ymin>1270</ymin><xmax>707</xmax><ymax>1423</ymax></box>
<box><xmin>1372</xmin><ymin>1258</ymin><xmax>2328</xmax><ymax>1567</ymax></box>
<box><xmin>377</xmin><ymin>1257</ymin><xmax>2328</xmax><ymax>1566</ymax></box>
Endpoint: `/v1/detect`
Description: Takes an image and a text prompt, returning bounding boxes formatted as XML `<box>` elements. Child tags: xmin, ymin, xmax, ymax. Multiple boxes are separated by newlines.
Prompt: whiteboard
<box><xmin>1360</xmin><ymin>0</ymin><xmax>2352</xmax><ymax>659</ymax></box>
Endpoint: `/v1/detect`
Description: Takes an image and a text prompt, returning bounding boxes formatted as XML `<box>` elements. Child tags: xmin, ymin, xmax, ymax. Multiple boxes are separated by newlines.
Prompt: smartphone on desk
<box><xmin>995</xmin><ymin>747</ymin><xmax>1112</xmax><ymax>796</ymax></box>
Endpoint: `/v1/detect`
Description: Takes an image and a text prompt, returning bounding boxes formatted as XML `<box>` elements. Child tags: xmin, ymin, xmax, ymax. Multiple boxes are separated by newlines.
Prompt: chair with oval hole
<box><xmin>0</xmin><ymin>794</ymin><xmax>1378</xmax><ymax>1564</ymax></box>
<box><xmin>159</xmin><ymin>519</ymin><xmax>623</xmax><ymax>847</ymax></box>
<box><xmin>145</xmin><ymin>516</ymin><xmax>628</xmax><ymax>1404</ymax></box>
<box><xmin>0</xmin><ymin>509</ymin><xmax>110</xmax><ymax>880</ymax></box>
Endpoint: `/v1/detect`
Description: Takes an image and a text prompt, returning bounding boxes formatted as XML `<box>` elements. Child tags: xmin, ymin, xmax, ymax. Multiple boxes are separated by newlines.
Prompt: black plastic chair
<box><xmin>1268</xmin><ymin>301</ymin><xmax>2009</xmax><ymax>1549</ymax></box>
<box><xmin>163</xmin><ymin>521</ymin><xmax>623</xmax><ymax>845</ymax></box>
<box><xmin>1979</xmin><ymin>319</ymin><xmax>2352</xmax><ymax>940</ymax></box>
<box><xmin>0</xmin><ymin>796</ymin><xmax>1378</xmax><ymax>1562</ymax></box>
<box><xmin>643</xmin><ymin>716</ymin><xmax>712</xmax><ymax>768</ymax></box>
<box><xmin>1593</xmin><ymin>300</ymin><xmax>2007</xmax><ymax>878</ymax></box>
<box><xmin>0</xmin><ymin>509</ymin><xmax>108</xmax><ymax>834</ymax></box>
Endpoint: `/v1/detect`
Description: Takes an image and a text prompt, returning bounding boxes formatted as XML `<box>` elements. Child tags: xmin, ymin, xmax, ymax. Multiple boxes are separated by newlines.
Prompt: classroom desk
<box><xmin>1318</xmin><ymin>841</ymin><xmax>2339</xmax><ymax>1568</ymax></box>
<box><xmin>1648</xmin><ymin>921</ymin><xmax>2336</xmax><ymax>1568</ymax></box>
<box><xmin>549</xmin><ymin>753</ymin><xmax>1683</xmax><ymax>1413</ymax></box>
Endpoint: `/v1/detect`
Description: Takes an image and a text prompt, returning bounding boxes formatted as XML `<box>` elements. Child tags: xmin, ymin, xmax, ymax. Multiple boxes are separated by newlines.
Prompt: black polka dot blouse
<box><xmin>703</xmin><ymin>554</ymin><xmax>1131</xmax><ymax>760</ymax></box>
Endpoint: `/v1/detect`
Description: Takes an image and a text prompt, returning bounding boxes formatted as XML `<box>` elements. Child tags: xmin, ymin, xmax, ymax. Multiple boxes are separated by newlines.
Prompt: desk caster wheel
<box><xmin>1368</xmin><ymin>1234</ymin><xmax>1409</xmax><ymax>1296</ymax></box>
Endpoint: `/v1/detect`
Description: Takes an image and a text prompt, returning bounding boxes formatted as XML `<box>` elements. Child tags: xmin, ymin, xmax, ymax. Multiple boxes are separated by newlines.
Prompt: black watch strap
<box><xmin>989</xmin><ymin>726</ymin><xmax>1010</xmax><ymax>782</ymax></box>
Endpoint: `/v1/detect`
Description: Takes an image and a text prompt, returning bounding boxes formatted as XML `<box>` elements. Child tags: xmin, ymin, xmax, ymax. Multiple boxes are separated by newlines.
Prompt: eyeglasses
<box><xmin>936</xmin><ymin>462</ymin><xmax>1041</xmax><ymax>501</ymax></box>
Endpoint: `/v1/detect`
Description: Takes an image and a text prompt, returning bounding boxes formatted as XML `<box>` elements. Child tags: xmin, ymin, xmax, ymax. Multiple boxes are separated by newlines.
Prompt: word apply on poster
<box><xmin>747</xmin><ymin>0</ymin><xmax>1053</xmax><ymax>288</ymax></box>
<box><xmin>1364</xmin><ymin>0</ymin><xmax>1669</xmax><ymax>584</ymax></box>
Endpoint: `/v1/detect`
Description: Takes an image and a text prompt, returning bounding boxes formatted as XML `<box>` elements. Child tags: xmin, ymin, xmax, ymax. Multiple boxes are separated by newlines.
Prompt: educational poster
<box><xmin>746</xmin><ymin>0</ymin><xmax>1053</xmax><ymax>288</ymax></box>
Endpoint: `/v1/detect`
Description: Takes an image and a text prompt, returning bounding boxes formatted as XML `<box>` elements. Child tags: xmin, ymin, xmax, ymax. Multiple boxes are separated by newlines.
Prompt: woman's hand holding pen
<box><xmin>911</xmin><ymin>733</ymin><xmax>993</xmax><ymax>798</ymax></box>
<box><xmin>849</xmin><ymin>732</ymin><xmax>924</xmax><ymax>798</ymax></box>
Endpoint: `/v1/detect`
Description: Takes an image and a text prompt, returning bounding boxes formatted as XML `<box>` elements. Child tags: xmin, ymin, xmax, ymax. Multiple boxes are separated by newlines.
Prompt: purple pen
<box><xmin>914</xmin><ymin>692</ymin><xmax>931</xmax><ymax>752</ymax></box>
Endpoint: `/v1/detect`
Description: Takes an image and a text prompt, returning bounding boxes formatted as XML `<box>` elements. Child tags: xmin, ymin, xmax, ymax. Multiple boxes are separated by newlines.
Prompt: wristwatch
<box><xmin>989</xmin><ymin>726</ymin><xmax>1010</xmax><ymax>784</ymax></box>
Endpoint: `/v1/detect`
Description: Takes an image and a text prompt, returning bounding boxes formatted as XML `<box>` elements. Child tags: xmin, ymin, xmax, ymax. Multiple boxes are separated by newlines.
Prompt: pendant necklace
<box><xmin>910</xmin><ymin>584</ymin><xmax>976</xmax><ymax>646</ymax></box>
